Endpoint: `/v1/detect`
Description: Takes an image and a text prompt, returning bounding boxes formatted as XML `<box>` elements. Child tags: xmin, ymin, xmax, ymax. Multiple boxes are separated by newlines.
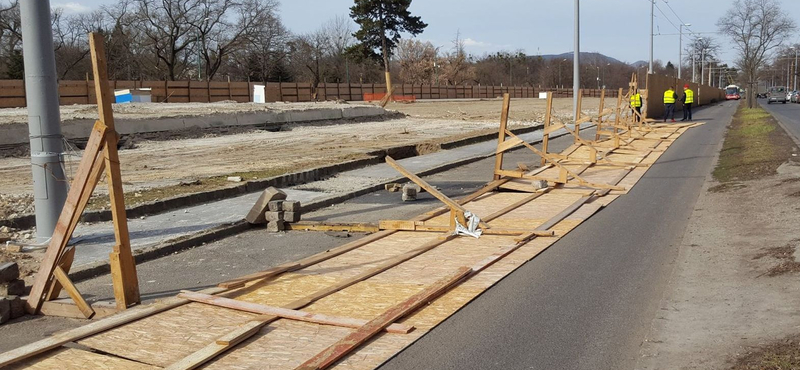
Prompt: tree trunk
<box><xmin>379</xmin><ymin>5</ymin><xmax>392</xmax><ymax>96</ymax></box>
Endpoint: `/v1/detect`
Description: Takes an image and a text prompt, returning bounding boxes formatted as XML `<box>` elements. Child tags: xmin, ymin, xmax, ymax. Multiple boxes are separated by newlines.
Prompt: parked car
<box><xmin>791</xmin><ymin>91</ymin><xmax>799</xmax><ymax>103</ymax></box>
<box><xmin>768</xmin><ymin>86</ymin><xmax>788</xmax><ymax>104</ymax></box>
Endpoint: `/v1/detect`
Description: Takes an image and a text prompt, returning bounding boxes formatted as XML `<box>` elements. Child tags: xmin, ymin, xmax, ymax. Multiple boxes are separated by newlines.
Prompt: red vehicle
<box><xmin>725</xmin><ymin>85</ymin><xmax>741</xmax><ymax>100</ymax></box>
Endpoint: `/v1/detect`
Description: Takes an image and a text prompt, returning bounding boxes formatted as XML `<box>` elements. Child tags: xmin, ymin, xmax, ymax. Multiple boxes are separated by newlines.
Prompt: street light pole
<box><xmin>20</xmin><ymin>0</ymin><xmax>68</xmax><ymax>241</ymax></box>
<box><xmin>574</xmin><ymin>0</ymin><xmax>580</xmax><ymax>121</ymax></box>
<box><xmin>678</xmin><ymin>23</ymin><xmax>691</xmax><ymax>79</ymax></box>
<box><xmin>649</xmin><ymin>0</ymin><xmax>654</xmax><ymax>74</ymax></box>
<box><xmin>792</xmin><ymin>47</ymin><xmax>798</xmax><ymax>91</ymax></box>
<box><xmin>701</xmin><ymin>48</ymin><xmax>706</xmax><ymax>85</ymax></box>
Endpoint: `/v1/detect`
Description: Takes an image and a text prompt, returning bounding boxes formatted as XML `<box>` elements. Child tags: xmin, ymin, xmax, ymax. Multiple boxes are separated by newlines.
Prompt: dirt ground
<box><xmin>387</xmin><ymin>97</ymin><xmax>606</xmax><ymax>123</ymax></box>
<box><xmin>636</xmin><ymin>105</ymin><xmax>800</xmax><ymax>370</ymax></box>
<box><xmin>0</xmin><ymin>97</ymin><xmax>596</xmax><ymax>218</ymax></box>
<box><xmin>0</xmin><ymin>100</ymin><xmax>366</xmax><ymax>124</ymax></box>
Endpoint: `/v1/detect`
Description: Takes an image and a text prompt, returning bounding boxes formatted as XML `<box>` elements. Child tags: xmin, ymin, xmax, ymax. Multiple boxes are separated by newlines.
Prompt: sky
<box><xmin>53</xmin><ymin>0</ymin><xmax>800</xmax><ymax>66</ymax></box>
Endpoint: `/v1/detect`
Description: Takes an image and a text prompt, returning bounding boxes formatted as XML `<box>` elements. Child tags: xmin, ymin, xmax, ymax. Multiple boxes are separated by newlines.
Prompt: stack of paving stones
<box><xmin>265</xmin><ymin>200</ymin><xmax>302</xmax><ymax>232</ymax></box>
<box><xmin>0</xmin><ymin>262</ymin><xmax>25</xmax><ymax>324</ymax></box>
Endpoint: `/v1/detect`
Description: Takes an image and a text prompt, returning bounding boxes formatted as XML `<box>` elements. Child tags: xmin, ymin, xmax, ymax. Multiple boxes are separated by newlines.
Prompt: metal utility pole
<box><xmin>20</xmin><ymin>0</ymin><xmax>68</xmax><ymax>242</ymax></box>
<box><xmin>678</xmin><ymin>23</ymin><xmax>690</xmax><ymax>79</ymax></box>
<box><xmin>701</xmin><ymin>48</ymin><xmax>705</xmax><ymax>85</ymax></box>
<box><xmin>692</xmin><ymin>52</ymin><xmax>696</xmax><ymax>82</ymax></box>
<box><xmin>574</xmin><ymin>0</ymin><xmax>580</xmax><ymax>121</ymax></box>
<box><xmin>649</xmin><ymin>0</ymin><xmax>654</xmax><ymax>74</ymax></box>
<box><xmin>792</xmin><ymin>47</ymin><xmax>798</xmax><ymax>91</ymax></box>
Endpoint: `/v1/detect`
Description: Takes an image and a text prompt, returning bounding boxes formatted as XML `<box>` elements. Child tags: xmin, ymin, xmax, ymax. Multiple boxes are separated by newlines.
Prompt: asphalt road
<box><xmin>380</xmin><ymin>101</ymin><xmax>738</xmax><ymax>370</ymax></box>
<box><xmin>761</xmin><ymin>98</ymin><xmax>800</xmax><ymax>142</ymax></box>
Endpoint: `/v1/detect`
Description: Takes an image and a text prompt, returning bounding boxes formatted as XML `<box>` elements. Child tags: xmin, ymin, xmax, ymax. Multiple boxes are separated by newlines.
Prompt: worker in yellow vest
<box><xmin>630</xmin><ymin>88</ymin><xmax>643</xmax><ymax>123</ymax></box>
<box><xmin>663</xmin><ymin>86</ymin><xmax>677</xmax><ymax>123</ymax></box>
<box><xmin>681</xmin><ymin>84</ymin><xmax>694</xmax><ymax>121</ymax></box>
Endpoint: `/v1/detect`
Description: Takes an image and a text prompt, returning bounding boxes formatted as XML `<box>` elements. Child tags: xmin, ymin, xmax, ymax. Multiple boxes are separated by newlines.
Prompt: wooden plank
<box><xmin>177</xmin><ymin>291</ymin><xmax>414</xmax><ymax>334</ymax></box>
<box><xmin>25</xmin><ymin>122</ymin><xmax>108</xmax><ymax>314</ymax></box>
<box><xmin>0</xmin><ymin>287</ymin><xmax>227</xmax><ymax>367</ymax></box>
<box><xmin>52</xmin><ymin>266</ymin><xmax>95</xmax><ymax>319</ymax></box>
<box><xmin>295</xmin><ymin>267</ymin><xmax>473</xmax><ymax>370</ymax></box>
<box><xmin>493</xmin><ymin>93</ymin><xmax>511</xmax><ymax>179</ymax></box>
<box><xmin>286</xmin><ymin>221</ymin><xmax>380</xmax><ymax>233</ymax></box>
<box><xmin>495</xmin><ymin>136</ymin><xmax>524</xmax><ymax>154</ymax></box>
<box><xmin>166</xmin><ymin>233</ymin><xmax>456</xmax><ymax>370</ymax></box>
<box><xmin>39</xmin><ymin>299</ymin><xmax>118</xmax><ymax>320</ymax></box>
<box><xmin>385</xmin><ymin>156</ymin><xmax>489</xmax><ymax>229</ymax></box>
<box><xmin>541</xmin><ymin>92</ymin><xmax>554</xmax><ymax>166</ymax></box>
<box><xmin>90</xmin><ymin>32</ymin><xmax>140</xmax><ymax>309</ymax></box>
<box><xmin>48</xmin><ymin>151</ymin><xmax>106</xmax><ymax>300</ymax></box>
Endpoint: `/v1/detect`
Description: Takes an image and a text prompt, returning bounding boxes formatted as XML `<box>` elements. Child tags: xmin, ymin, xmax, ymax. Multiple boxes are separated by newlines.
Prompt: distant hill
<box><xmin>535</xmin><ymin>52</ymin><xmax>626</xmax><ymax>65</ymax></box>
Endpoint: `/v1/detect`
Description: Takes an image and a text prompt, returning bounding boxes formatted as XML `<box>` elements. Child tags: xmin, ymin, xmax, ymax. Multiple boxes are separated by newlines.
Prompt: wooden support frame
<box><xmin>26</xmin><ymin>32</ymin><xmax>140</xmax><ymax>316</ymax></box>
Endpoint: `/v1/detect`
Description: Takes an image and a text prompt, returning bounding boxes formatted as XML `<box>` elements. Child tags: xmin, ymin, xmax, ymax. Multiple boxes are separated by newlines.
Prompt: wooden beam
<box><xmin>25</xmin><ymin>122</ymin><xmax>108</xmax><ymax>314</ymax></box>
<box><xmin>295</xmin><ymin>267</ymin><xmax>472</xmax><ymax>370</ymax></box>
<box><xmin>177</xmin><ymin>291</ymin><xmax>414</xmax><ymax>334</ymax></box>
<box><xmin>285</xmin><ymin>221</ymin><xmax>380</xmax><ymax>233</ymax></box>
<box><xmin>493</xmin><ymin>93</ymin><xmax>511</xmax><ymax>179</ymax></box>
<box><xmin>52</xmin><ymin>266</ymin><xmax>94</xmax><ymax>319</ymax></box>
<box><xmin>385</xmin><ymin>156</ymin><xmax>490</xmax><ymax>229</ymax></box>
<box><xmin>89</xmin><ymin>32</ymin><xmax>140</xmax><ymax>309</ymax></box>
<box><xmin>541</xmin><ymin>92</ymin><xmax>553</xmax><ymax>167</ymax></box>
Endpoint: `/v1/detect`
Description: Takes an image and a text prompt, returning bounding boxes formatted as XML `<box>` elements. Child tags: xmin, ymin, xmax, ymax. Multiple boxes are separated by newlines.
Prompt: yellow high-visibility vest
<box><xmin>684</xmin><ymin>89</ymin><xmax>694</xmax><ymax>104</ymax></box>
<box><xmin>630</xmin><ymin>93</ymin><xmax>642</xmax><ymax>108</ymax></box>
<box><xmin>664</xmin><ymin>90</ymin><xmax>676</xmax><ymax>104</ymax></box>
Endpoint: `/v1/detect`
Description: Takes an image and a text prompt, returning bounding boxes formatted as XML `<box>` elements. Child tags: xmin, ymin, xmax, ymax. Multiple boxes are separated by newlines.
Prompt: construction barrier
<box><xmin>0</xmin><ymin>80</ymin><xmax>619</xmax><ymax>108</ymax></box>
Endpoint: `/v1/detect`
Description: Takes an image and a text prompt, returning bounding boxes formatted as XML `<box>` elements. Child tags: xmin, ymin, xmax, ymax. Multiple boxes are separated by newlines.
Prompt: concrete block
<box><xmin>265</xmin><ymin>211</ymin><xmax>284</xmax><ymax>222</ymax></box>
<box><xmin>6</xmin><ymin>295</ymin><xmax>23</xmax><ymax>319</ymax></box>
<box><xmin>284</xmin><ymin>211</ymin><xmax>301</xmax><ymax>223</ymax></box>
<box><xmin>0</xmin><ymin>280</ymin><xmax>24</xmax><ymax>296</ymax></box>
<box><xmin>0</xmin><ymin>262</ymin><xmax>19</xmax><ymax>283</ymax></box>
<box><xmin>268</xmin><ymin>200</ymin><xmax>283</xmax><ymax>212</ymax></box>
<box><xmin>402</xmin><ymin>184</ymin><xmax>419</xmax><ymax>201</ymax></box>
<box><xmin>532</xmin><ymin>180</ymin><xmax>549</xmax><ymax>189</ymax></box>
<box><xmin>282</xmin><ymin>201</ymin><xmax>301</xmax><ymax>212</ymax></box>
<box><xmin>266</xmin><ymin>220</ymin><xmax>285</xmax><ymax>232</ymax></box>
<box><xmin>246</xmin><ymin>187</ymin><xmax>287</xmax><ymax>224</ymax></box>
<box><xmin>0</xmin><ymin>298</ymin><xmax>9</xmax><ymax>324</ymax></box>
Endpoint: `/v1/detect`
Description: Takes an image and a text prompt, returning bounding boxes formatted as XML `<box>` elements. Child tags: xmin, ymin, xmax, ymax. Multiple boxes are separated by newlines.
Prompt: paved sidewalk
<box><xmin>69</xmin><ymin>124</ymin><xmax>586</xmax><ymax>269</ymax></box>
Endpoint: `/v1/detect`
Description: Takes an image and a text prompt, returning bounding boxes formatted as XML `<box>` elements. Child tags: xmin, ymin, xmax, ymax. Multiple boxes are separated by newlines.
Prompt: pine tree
<box><xmin>349</xmin><ymin>0</ymin><xmax>427</xmax><ymax>95</ymax></box>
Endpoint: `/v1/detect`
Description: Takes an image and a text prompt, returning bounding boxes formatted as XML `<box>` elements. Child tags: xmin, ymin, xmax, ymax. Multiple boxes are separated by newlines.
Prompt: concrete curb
<box><xmin>2</xmin><ymin>124</ymin><xmax>543</xmax><ymax>230</ymax></box>
<box><xmin>67</xmin><ymin>124</ymin><xmax>584</xmax><ymax>282</ymax></box>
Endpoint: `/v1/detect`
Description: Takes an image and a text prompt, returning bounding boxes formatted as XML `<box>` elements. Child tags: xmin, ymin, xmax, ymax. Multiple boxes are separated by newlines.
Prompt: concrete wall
<box><xmin>0</xmin><ymin>105</ymin><xmax>387</xmax><ymax>146</ymax></box>
<box><xmin>643</xmin><ymin>73</ymin><xmax>725</xmax><ymax>119</ymax></box>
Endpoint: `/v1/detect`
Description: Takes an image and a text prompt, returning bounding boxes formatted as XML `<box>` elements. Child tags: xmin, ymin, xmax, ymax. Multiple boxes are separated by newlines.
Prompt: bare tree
<box><xmin>438</xmin><ymin>31</ymin><xmax>475</xmax><ymax>85</ymax></box>
<box><xmin>134</xmin><ymin>0</ymin><xmax>202</xmax><ymax>80</ymax></box>
<box><xmin>718</xmin><ymin>0</ymin><xmax>796</xmax><ymax>107</ymax></box>
<box><xmin>395</xmin><ymin>38</ymin><xmax>436</xmax><ymax>84</ymax></box>
<box><xmin>0</xmin><ymin>0</ymin><xmax>21</xmax><ymax>78</ymax></box>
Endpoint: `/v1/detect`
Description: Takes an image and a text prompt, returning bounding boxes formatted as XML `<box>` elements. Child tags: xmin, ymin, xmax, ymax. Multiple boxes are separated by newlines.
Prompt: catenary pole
<box><xmin>649</xmin><ymin>0</ymin><xmax>654</xmax><ymax>74</ymax></box>
<box><xmin>20</xmin><ymin>0</ymin><xmax>68</xmax><ymax>242</ymax></box>
<box><xmin>574</xmin><ymin>0</ymin><xmax>580</xmax><ymax>121</ymax></box>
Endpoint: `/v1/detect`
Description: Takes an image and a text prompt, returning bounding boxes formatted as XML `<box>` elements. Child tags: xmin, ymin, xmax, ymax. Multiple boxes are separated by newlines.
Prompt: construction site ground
<box><xmin>0</xmin><ymin>123</ymin><xmax>586</xmax><ymax>353</ymax></box>
<box><xmin>7</xmin><ymin>100</ymin><xmax>793</xmax><ymax>370</ymax></box>
<box><xmin>0</xmin><ymin>98</ymin><xmax>604</xmax><ymax>220</ymax></box>
<box><xmin>0</xmin><ymin>93</ymin><xmax>714</xmax><ymax>369</ymax></box>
